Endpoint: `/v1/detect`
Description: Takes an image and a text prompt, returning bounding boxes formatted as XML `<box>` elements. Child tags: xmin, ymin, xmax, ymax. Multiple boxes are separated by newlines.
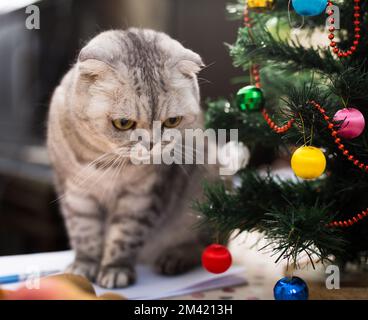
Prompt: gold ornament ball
<box><xmin>247</xmin><ymin>0</ymin><xmax>275</xmax><ymax>9</ymax></box>
<box><xmin>291</xmin><ymin>146</ymin><xmax>326</xmax><ymax>180</ymax></box>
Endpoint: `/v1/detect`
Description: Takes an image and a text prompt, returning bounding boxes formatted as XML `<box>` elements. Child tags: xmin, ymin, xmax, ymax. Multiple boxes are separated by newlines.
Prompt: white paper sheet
<box><xmin>0</xmin><ymin>250</ymin><xmax>246</xmax><ymax>299</ymax></box>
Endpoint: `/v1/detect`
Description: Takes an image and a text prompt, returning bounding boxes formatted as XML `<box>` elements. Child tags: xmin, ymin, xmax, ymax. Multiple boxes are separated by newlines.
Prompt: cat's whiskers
<box><xmin>197</xmin><ymin>77</ymin><xmax>212</xmax><ymax>85</ymax></box>
<box><xmin>72</xmin><ymin>149</ymin><xmax>123</xmax><ymax>187</ymax></box>
<box><xmin>109</xmin><ymin>154</ymin><xmax>130</xmax><ymax>194</ymax></box>
<box><xmin>100</xmin><ymin>148</ymin><xmax>133</xmax><ymax>203</ymax></box>
<box><xmin>99</xmin><ymin>153</ymin><xmax>126</xmax><ymax>202</ymax></box>
<box><xmin>170</xmin><ymin>145</ymin><xmax>191</xmax><ymax>177</ymax></box>
<box><xmin>51</xmin><ymin>152</ymin><xmax>117</xmax><ymax>204</ymax></box>
<box><xmin>70</xmin><ymin>155</ymin><xmax>122</xmax><ymax>197</ymax></box>
<box><xmin>172</xmin><ymin>143</ymin><xmax>209</xmax><ymax>175</ymax></box>
<box><xmin>75</xmin><ymin>149</ymin><xmax>131</xmax><ymax>200</ymax></box>
<box><xmin>53</xmin><ymin>155</ymin><xmax>118</xmax><ymax>204</ymax></box>
<box><xmin>56</xmin><ymin>145</ymin><xmax>133</xmax><ymax>203</ymax></box>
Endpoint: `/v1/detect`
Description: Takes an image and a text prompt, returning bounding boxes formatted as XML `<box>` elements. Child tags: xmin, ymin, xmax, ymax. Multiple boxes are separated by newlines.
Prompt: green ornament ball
<box><xmin>236</xmin><ymin>85</ymin><xmax>265</xmax><ymax>112</ymax></box>
<box><xmin>265</xmin><ymin>17</ymin><xmax>291</xmax><ymax>42</ymax></box>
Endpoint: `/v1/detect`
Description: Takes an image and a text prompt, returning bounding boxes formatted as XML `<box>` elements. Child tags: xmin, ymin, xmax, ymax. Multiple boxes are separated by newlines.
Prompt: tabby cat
<box><xmin>47</xmin><ymin>28</ymin><xmax>213</xmax><ymax>288</ymax></box>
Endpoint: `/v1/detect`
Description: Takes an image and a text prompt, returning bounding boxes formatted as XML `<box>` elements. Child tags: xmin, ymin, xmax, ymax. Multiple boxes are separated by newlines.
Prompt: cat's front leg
<box><xmin>96</xmin><ymin>210</ymin><xmax>157</xmax><ymax>289</ymax></box>
<box><xmin>61</xmin><ymin>193</ymin><xmax>104</xmax><ymax>281</ymax></box>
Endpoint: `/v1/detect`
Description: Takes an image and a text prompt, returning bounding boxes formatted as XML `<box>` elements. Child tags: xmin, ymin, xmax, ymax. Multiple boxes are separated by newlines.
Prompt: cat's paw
<box><xmin>64</xmin><ymin>260</ymin><xmax>99</xmax><ymax>281</ymax></box>
<box><xmin>154</xmin><ymin>245</ymin><xmax>201</xmax><ymax>275</ymax></box>
<box><xmin>96</xmin><ymin>266</ymin><xmax>136</xmax><ymax>289</ymax></box>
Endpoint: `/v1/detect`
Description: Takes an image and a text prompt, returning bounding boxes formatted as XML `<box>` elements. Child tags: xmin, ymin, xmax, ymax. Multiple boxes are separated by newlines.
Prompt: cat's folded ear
<box><xmin>177</xmin><ymin>50</ymin><xmax>205</xmax><ymax>78</ymax></box>
<box><xmin>77</xmin><ymin>46</ymin><xmax>113</xmax><ymax>81</ymax></box>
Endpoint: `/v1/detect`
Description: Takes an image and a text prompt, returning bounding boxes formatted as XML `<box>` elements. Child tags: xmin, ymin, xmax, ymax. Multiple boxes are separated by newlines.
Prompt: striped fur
<box><xmin>47</xmin><ymin>29</ymin><xmax>213</xmax><ymax>288</ymax></box>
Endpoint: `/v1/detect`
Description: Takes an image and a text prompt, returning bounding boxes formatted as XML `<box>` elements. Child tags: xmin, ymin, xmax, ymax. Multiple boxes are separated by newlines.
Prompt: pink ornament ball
<box><xmin>333</xmin><ymin>108</ymin><xmax>365</xmax><ymax>139</ymax></box>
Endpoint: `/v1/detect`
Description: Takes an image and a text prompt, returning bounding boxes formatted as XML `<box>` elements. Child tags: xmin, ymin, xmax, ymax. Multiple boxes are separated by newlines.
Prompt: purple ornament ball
<box><xmin>333</xmin><ymin>108</ymin><xmax>365</xmax><ymax>139</ymax></box>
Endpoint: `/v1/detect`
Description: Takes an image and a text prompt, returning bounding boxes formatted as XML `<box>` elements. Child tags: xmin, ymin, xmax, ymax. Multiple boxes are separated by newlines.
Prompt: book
<box><xmin>0</xmin><ymin>250</ymin><xmax>246</xmax><ymax>299</ymax></box>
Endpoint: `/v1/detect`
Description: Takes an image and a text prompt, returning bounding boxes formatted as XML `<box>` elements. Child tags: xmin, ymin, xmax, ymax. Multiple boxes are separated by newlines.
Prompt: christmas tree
<box><xmin>198</xmin><ymin>0</ymin><xmax>368</xmax><ymax>299</ymax></box>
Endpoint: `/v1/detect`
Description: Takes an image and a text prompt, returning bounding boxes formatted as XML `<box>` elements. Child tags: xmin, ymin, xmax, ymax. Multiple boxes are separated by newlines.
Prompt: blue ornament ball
<box><xmin>273</xmin><ymin>276</ymin><xmax>309</xmax><ymax>300</ymax></box>
<box><xmin>292</xmin><ymin>0</ymin><xmax>327</xmax><ymax>16</ymax></box>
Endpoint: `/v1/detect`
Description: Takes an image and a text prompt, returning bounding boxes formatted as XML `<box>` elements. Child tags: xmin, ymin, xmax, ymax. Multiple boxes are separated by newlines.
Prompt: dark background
<box><xmin>0</xmin><ymin>0</ymin><xmax>242</xmax><ymax>255</ymax></box>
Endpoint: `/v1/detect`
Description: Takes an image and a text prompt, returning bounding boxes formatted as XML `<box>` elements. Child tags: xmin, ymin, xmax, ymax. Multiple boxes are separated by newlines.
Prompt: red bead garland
<box><xmin>251</xmin><ymin>64</ymin><xmax>262</xmax><ymax>89</ymax></box>
<box><xmin>262</xmin><ymin>109</ymin><xmax>295</xmax><ymax>133</ymax></box>
<box><xmin>243</xmin><ymin>6</ymin><xmax>252</xmax><ymax>28</ymax></box>
<box><xmin>245</xmin><ymin>7</ymin><xmax>294</xmax><ymax>134</ymax></box>
<box><xmin>327</xmin><ymin>0</ymin><xmax>362</xmax><ymax>58</ymax></box>
<box><xmin>326</xmin><ymin>208</ymin><xmax>368</xmax><ymax>228</ymax></box>
<box><xmin>310</xmin><ymin>100</ymin><xmax>368</xmax><ymax>173</ymax></box>
<box><xmin>309</xmin><ymin>100</ymin><xmax>368</xmax><ymax>229</ymax></box>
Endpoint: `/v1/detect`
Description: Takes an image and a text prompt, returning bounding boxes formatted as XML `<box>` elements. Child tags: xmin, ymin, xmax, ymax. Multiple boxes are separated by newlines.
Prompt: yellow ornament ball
<box><xmin>291</xmin><ymin>146</ymin><xmax>326</xmax><ymax>180</ymax></box>
<box><xmin>248</xmin><ymin>0</ymin><xmax>275</xmax><ymax>9</ymax></box>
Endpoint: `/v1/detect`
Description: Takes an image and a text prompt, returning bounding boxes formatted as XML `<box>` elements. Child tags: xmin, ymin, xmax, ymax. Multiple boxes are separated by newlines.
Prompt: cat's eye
<box><xmin>163</xmin><ymin>116</ymin><xmax>183</xmax><ymax>128</ymax></box>
<box><xmin>112</xmin><ymin>118</ymin><xmax>136</xmax><ymax>130</ymax></box>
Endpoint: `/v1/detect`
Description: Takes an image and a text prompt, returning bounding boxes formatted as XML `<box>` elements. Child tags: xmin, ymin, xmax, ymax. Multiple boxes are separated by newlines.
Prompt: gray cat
<box><xmin>47</xmin><ymin>29</ymin><xmax>213</xmax><ymax>288</ymax></box>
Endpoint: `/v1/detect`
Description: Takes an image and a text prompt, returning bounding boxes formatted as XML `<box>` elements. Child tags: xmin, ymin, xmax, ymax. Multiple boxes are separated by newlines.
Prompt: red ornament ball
<box><xmin>201</xmin><ymin>244</ymin><xmax>232</xmax><ymax>274</ymax></box>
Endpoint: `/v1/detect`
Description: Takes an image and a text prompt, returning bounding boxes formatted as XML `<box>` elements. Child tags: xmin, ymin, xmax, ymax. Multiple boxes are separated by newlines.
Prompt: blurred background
<box><xmin>0</xmin><ymin>0</ymin><xmax>242</xmax><ymax>255</ymax></box>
